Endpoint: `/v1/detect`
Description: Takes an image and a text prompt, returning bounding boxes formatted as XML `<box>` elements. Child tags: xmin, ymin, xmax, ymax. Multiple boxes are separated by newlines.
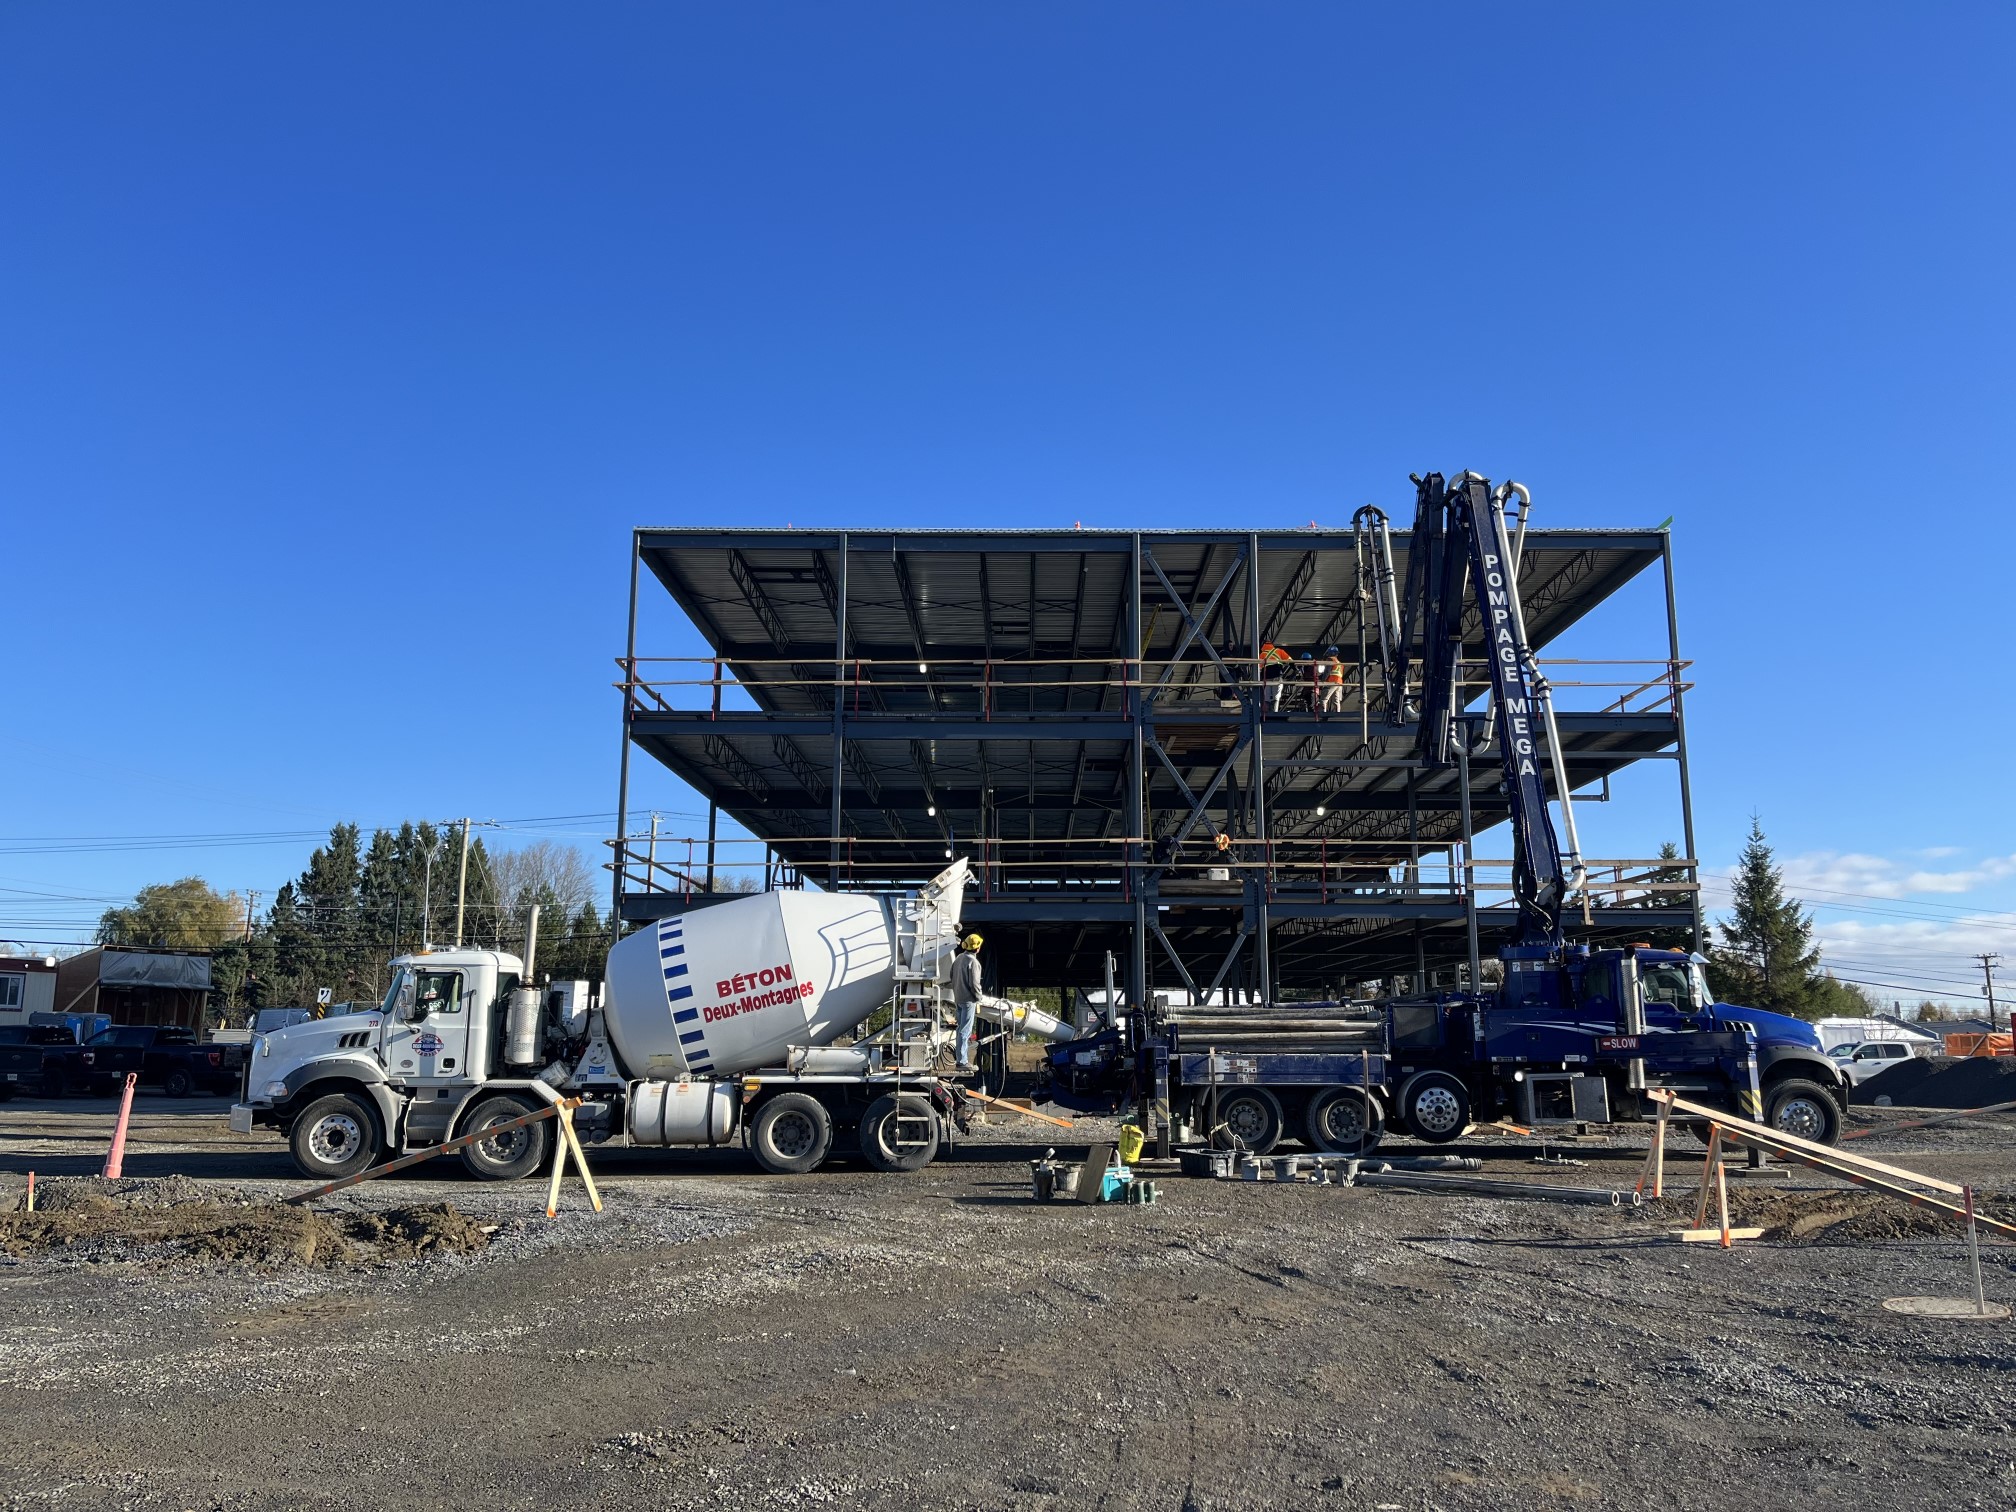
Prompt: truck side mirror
<box><xmin>396</xmin><ymin>979</ymin><xmax>420</xmax><ymax>1022</ymax></box>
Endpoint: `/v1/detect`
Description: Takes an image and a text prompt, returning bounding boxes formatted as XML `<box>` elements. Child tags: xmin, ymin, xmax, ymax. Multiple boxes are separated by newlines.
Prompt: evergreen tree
<box><xmin>1631</xmin><ymin>840</ymin><xmax>1695</xmax><ymax>950</ymax></box>
<box><xmin>1705</xmin><ymin>818</ymin><xmax>1823</xmax><ymax>1018</ymax></box>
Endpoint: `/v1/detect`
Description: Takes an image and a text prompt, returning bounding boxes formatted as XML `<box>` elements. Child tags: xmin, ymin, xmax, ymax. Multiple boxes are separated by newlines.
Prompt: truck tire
<box><xmin>749</xmin><ymin>1092</ymin><xmax>833</xmax><ymax>1175</ymax></box>
<box><xmin>1399</xmin><ymin>1071</ymin><xmax>1471</xmax><ymax>1144</ymax></box>
<box><xmin>1305</xmin><ymin>1086</ymin><xmax>1384</xmax><ymax>1156</ymax></box>
<box><xmin>859</xmin><ymin>1093</ymin><xmax>940</xmax><ymax>1172</ymax></box>
<box><xmin>163</xmin><ymin>1068</ymin><xmax>194</xmax><ymax>1098</ymax></box>
<box><xmin>1210</xmin><ymin>1088</ymin><xmax>1285</xmax><ymax>1156</ymax></box>
<box><xmin>459</xmin><ymin>1095</ymin><xmax>553</xmax><ymax>1181</ymax></box>
<box><xmin>1766</xmin><ymin>1078</ymin><xmax>1841</xmax><ymax>1146</ymax></box>
<box><xmin>289</xmin><ymin>1091</ymin><xmax>382</xmax><ymax>1181</ymax></box>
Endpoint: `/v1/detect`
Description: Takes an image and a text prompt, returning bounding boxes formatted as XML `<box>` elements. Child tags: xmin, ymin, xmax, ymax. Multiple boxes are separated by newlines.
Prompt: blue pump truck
<box><xmin>1039</xmin><ymin>472</ymin><xmax>1848</xmax><ymax>1156</ymax></box>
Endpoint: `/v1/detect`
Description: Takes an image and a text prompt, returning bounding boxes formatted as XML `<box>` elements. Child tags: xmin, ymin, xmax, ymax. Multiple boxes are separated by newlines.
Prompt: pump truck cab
<box><xmin>1044</xmin><ymin>471</ymin><xmax>1848</xmax><ymax>1154</ymax></box>
<box><xmin>235</xmin><ymin>859</ymin><xmax>1072</xmax><ymax>1181</ymax></box>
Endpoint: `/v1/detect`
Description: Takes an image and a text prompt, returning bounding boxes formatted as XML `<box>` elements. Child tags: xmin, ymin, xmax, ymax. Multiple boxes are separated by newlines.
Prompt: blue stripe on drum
<box><xmin>662</xmin><ymin>963</ymin><xmax>687</xmax><ymax>979</ymax></box>
<box><xmin>674</xmin><ymin>1007</ymin><xmax>699</xmax><ymax>1024</ymax></box>
<box><xmin>679</xmin><ymin>1030</ymin><xmax>706</xmax><ymax>1046</ymax></box>
<box><xmin>667</xmin><ymin>984</ymin><xmax>692</xmax><ymax>1002</ymax></box>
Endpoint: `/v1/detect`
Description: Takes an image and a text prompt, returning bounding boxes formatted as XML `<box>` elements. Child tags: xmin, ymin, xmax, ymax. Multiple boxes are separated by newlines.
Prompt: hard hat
<box><xmin>1327</xmin><ymin>646</ymin><xmax>1339</xmax><ymax>654</ymax></box>
<box><xmin>961</xmin><ymin>933</ymin><xmax>984</xmax><ymax>951</ymax></box>
<box><xmin>1300</xmin><ymin>651</ymin><xmax>1313</xmax><ymax>660</ymax></box>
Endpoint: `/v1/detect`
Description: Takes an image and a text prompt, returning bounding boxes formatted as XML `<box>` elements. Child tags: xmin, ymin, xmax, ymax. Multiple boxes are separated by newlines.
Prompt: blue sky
<box><xmin>3</xmin><ymin>4</ymin><xmax>2011</xmax><ymax>1010</ymax></box>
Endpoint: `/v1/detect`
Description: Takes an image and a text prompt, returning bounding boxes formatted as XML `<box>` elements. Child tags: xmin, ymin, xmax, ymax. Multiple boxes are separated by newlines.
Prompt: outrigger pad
<box><xmin>1076</xmin><ymin>1143</ymin><xmax>1114</xmax><ymax>1204</ymax></box>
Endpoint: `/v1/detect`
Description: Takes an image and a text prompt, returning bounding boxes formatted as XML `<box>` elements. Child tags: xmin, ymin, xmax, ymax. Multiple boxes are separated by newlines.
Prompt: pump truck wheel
<box><xmin>459</xmin><ymin>1094</ymin><xmax>553</xmax><ymax>1181</ymax></box>
<box><xmin>1399</xmin><ymin>1071</ymin><xmax>1471</xmax><ymax>1144</ymax></box>
<box><xmin>1766</xmin><ymin>1078</ymin><xmax>1841</xmax><ymax>1146</ymax></box>
<box><xmin>1305</xmin><ymin>1086</ymin><xmax>1384</xmax><ymax>1155</ymax></box>
<box><xmin>749</xmin><ymin>1092</ymin><xmax>834</xmax><ymax>1175</ymax></box>
<box><xmin>859</xmin><ymin>1093</ymin><xmax>940</xmax><ymax>1172</ymax></box>
<box><xmin>289</xmin><ymin>1091</ymin><xmax>382</xmax><ymax>1181</ymax></box>
<box><xmin>1210</xmin><ymin>1087</ymin><xmax>1285</xmax><ymax>1156</ymax></box>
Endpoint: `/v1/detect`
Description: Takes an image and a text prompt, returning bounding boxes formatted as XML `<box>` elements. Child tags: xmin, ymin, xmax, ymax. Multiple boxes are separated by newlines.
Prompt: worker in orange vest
<box><xmin>1318</xmin><ymin>645</ymin><xmax>1345</xmax><ymax>714</ymax></box>
<box><xmin>1259</xmin><ymin>640</ymin><xmax>1294</xmax><ymax>711</ymax></box>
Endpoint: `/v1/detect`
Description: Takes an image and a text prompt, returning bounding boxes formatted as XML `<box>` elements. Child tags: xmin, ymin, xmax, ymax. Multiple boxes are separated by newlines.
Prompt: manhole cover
<box><xmin>1882</xmin><ymin>1296</ymin><xmax>2011</xmax><ymax>1321</ymax></box>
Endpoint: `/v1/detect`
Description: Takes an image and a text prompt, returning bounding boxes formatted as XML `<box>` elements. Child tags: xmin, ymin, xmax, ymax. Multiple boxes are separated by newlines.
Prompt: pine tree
<box><xmin>1631</xmin><ymin>840</ymin><xmax>1694</xmax><ymax>950</ymax></box>
<box><xmin>1705</xmin><ymin>818</ymin><xmax>1822</xmax><ymax>1018</ymax></box>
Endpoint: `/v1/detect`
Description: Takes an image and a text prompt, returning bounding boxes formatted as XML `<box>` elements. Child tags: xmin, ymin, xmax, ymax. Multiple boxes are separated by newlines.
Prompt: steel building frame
<box><xmin>611</xmin><ymin>523</ymin><xmax>1701</xmax><ymax>1006</ymax></box>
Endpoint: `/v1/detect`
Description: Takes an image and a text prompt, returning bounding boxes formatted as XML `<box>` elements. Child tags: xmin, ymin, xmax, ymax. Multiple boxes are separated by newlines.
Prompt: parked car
<box><xmin>0</xmin><ymin>1024</ymin><xmax>89</xmax><ymax>1097</ymax></box>
<box><xmin>1827</xmin><ymin>1039</ymin><xmax>1920</xmax><ymax>1085</ymax></box>
<box><xmin>79</xmin><ymin>1026</ymin><xmax>246</xmax><ymax>1097</ymax></box>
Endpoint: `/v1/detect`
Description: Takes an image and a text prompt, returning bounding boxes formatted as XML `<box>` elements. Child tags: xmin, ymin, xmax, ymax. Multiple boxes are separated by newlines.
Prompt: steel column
<box><xmin>1457</xmin><ymin>726</ymin><xmax>1481</xmax><ymax>988</ymax></box>
<box><xmin>830</xmin><ymin>532</ymin><xmax>849</xmax><ymax>880</ymax></box>
<box><xmin>1247</xmin><ymin>531</ymin><xmax>1270</xmax><ymax>1000</ymax></box>
<box><xmin>1127</xmin><ymin>532</ymin><xmax>1147</xmax><ymax>1009</ymax></box>
<box><xmin>612</xmin><ymin>529</ymin><xmax>640</xmax><ymax>927</ymax></box>
<box><xmin>1662</xmin><ymin>532</ymin><xmax>1704</xmax><ymax>951</ymax></box>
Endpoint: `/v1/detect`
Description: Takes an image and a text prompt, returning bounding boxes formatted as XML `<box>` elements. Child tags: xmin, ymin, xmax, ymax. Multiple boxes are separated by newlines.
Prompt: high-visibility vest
<box><xmin>1260</xmin><ymin>644</ymin><xmax>1292</xmax><ymax>667</ymax></box>
<box><xmin>1325</xmin><ymin>659</ymin><xmax>1345</xmax><ymax>684</ymax></box>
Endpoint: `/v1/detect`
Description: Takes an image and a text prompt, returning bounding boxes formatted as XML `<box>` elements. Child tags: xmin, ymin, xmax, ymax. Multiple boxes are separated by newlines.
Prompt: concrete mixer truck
<box><xmin>230</xmin><ymin>860</ymin><xmax>1076</xmax><ymax>1181</ymax></box>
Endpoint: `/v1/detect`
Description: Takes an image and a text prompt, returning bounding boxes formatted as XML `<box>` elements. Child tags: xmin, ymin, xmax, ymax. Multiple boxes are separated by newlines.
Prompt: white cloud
<box><xmin>1779</xmin><ymin>850</ymin><xmax>2016</xmax><ymax>901</ymax></box>
<box><xmin>1698</xmin><ymin>845</ymin><xmax>2016</xmax><ymax>1014</ymax></box>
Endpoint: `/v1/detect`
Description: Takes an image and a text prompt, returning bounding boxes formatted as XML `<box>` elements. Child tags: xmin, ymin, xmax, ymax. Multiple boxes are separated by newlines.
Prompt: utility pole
<box><xmin>455</xmin><ymin>817</ymin><xmax>472</xmax><ymax>948</ymax></box>
<box><xmin>1978</xmin><ymin>953</ymin><xmax>2001</xmax><ymax>1033</ymax></box>
<box><xmin>239</xmin><ymin>890</ymin><xmax>260</xmax><ymax>1014</ymax></box>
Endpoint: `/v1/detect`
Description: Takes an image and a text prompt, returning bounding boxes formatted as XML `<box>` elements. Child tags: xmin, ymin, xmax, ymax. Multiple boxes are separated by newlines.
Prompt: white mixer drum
<box><xmin>603</xmin><ymin>888</ymin><xmax>898</xmax><ymax>1079</ymax></box>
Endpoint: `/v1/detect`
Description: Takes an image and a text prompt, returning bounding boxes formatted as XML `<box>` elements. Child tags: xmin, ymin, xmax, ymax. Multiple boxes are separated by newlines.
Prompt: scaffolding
<box><xmin>611</xmin><ymin>524</ymin><xmax>1702</xmax><ymax>1005</ymax></box>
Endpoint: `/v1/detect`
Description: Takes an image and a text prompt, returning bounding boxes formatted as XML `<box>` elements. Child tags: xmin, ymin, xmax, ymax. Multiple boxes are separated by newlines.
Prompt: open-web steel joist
<box><xmin>613</xmin><ymin>521</ymin><xmax>1702</xmax><ymax>1004</ymax></box>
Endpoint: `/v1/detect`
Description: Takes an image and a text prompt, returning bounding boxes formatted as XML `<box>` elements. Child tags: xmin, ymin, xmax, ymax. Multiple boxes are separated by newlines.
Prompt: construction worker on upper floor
<box><xmin>1259</xmin><ymin>639</ymin><xmax>1294</xmax><ymax>711</ymax></box>
<box><xmin>1319</xmin><ymin>645</ymin><xmax>1346</xmax><ymax>714</ymax></box>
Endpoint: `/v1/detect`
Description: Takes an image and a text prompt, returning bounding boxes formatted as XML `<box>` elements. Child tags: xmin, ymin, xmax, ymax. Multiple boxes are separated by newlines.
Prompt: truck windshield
<box><xmin>1690</xmin><ymin>963</ymin><xmax>1713</xmax><ymax>1010</ymax></box>
<box><xmin>379</xmin><ymin>969</ymin><xmax>408</xmax><ymax>1016</ymax></box>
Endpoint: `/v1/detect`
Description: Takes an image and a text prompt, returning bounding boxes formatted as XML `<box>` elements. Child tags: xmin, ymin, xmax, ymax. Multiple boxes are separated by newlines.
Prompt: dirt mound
<box><xmin>1645</xmin><ymin>1188</ymin><xmax>2016</xmax><ymax>1244</ymax></box>
<box><xmin>1854</xmin><ymin>1055</ymin><xmax>2016</xmax><ymax>1110</ymax></box>
<box><xmin>2</xmin><ymin>1183</ymin><xmax>494</xmax><ymax>1268</ymax></box>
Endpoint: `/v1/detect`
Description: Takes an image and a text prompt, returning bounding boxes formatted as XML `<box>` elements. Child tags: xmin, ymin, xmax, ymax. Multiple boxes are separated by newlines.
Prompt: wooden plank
<box><xmin>1841</xmin><ymin>1100</ymin><xmax>2016</xmax><ymax>1142</ymax></box>
<box><xmin>961</xmin><ymin>1089</ymin><xmax>1074</xmax><ymax>1129</ymax></box>
<box><xmin>1650</xmin><ymin>1090</ymin><xmax>1964</xmax><ymax>1196</ymax></box>
<box><xmin>1675</xmin><ymin>1227</ymin><xmax>1765</xmax><ymax>1243</ymax></box>
<box><xmin>557</xmin><ymin>1104</ymin><xmax>604</xmax><ymax>1214</ymax></box>
<box><xmin>1737</xmin><ymin>1145</ymin><xmax>2016</xmax><ymax>1239</ymax></box>
<box><xmin>285</xmin><ymin>1099</ymin><xmax>568</xmax><ymax>1204</ymax></box>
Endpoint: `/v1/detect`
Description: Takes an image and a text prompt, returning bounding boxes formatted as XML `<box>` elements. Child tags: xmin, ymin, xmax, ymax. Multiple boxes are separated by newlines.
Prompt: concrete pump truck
<box><xmin>1039</xmin><ymin>471</ymin><xmax>1850</xmax><ymax>1155</ymax></box>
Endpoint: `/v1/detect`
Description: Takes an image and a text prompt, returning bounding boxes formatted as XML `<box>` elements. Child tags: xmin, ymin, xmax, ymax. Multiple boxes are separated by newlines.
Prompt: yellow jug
<box><xmin>1116</xmin><ymin>1124</ymin><xmax>1145</xmax><ymax>1164</ymax></box>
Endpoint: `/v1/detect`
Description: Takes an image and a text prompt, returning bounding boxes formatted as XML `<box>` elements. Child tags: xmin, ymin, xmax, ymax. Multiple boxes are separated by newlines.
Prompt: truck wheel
<box><xmin>1210</xmin><ymin>1088</ymin><xmax>1284</xmax><ymax>1155</ymax></box>
<box><xmin>859</xmin><ymin>1093</ymin><xmax>940</xmax><ymax>1172</ymax></box>
<box><xmin>1400</xmin><ymin>1072</ymin><xmax>1471</xmax><ymax>1144</ymax></box>
<box><xmin>163</xmin><ymin>1068</ymin><xmax>194</xmax><ymax>1098</ymax></box>
<box><xmin>1767</xmin><ymin>1079</ymin><xmax>1841</xmax><ymax>1146</ymax></box>
<box><xmin>749</xmin><ymin>1092</ymin><xmax>833</xmax><ymax>1175</ymax></box>
<box><xmin>289</xmin><ymin>1092</ymin><xmax>382</xmax><ymax>1181</ymax></box>
<box><xmin>1306</xmin><ymin>1087</ymin><xmax>1384</xmax><ymax>1155</ymax></box>
<box><xmin>459</xmin><ymin>1095</ymin><xmax>553</xmax><ymax>1181</ymax></box>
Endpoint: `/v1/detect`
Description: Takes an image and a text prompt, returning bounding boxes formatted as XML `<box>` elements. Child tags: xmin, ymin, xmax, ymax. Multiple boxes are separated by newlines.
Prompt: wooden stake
<box><xmin>557</xmin><ymin>1103</ymin><xmax>604</xmax><ymax>1214</ymax></box>
<box><xmin>1694</xmin><ymin>1126</ymin><xmax>1722</xmax><ymax>1230</ymax></box>
<box><xmin>1715</xmin><ymin>1140</ymin><xmax>1733</xmax><ymax>1248</ymax></box>
<box><xmin>1636</xmin><ymin>1100</ymin><xmax>1670</xmax><ymax>1199</ymax></box>
<box><xmin>544</xmin><ymin>1110</ymin><xmax>569</xmax><ymax>1219</ymax></box>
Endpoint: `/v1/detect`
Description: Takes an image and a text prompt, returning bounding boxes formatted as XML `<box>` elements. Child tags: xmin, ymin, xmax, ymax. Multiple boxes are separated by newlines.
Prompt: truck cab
<box><xmin>233</xmin><ymin>949</ymin><xmax>558</xmax><ymax>1180</ymax></box>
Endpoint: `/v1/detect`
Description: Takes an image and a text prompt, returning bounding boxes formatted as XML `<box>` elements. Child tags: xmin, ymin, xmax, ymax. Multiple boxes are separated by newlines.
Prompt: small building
<box><xmin>52</xmin><ymin>948</ymin><xmax>213</xmax><ymax>1032</ymax></box>
<box><xmin>0</xmin><ymin>956</ymin><xmax>60</xmax><ymax>1025</ymax></box>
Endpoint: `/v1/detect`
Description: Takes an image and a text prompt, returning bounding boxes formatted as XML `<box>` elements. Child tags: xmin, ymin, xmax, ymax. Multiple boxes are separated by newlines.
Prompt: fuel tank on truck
<box><xmin>603</xmin><ymin>884</ymin><xmax>911</xmax><ymax>1079</ymax></box>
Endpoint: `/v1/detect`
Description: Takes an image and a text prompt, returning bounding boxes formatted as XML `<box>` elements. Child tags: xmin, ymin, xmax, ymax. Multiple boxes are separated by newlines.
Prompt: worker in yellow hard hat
<box><xmin>951</xmin><ymin>933</ymin><xmax>984</xmax><ymax>1074</ymax></box>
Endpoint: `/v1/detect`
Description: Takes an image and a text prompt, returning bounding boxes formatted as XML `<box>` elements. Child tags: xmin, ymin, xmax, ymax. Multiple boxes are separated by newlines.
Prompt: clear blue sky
<box><xmin>3</xmin><ymin>4</ymin><xmax>2011</xmax><ymax>1009</ymax></box>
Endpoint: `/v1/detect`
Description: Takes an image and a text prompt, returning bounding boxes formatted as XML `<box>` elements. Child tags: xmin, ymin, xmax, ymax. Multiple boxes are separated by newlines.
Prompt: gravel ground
<box><xmin>0</xmin><ymin>1097</ymin><xmax>2012</xmax><ymax>1511</ymax></box>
